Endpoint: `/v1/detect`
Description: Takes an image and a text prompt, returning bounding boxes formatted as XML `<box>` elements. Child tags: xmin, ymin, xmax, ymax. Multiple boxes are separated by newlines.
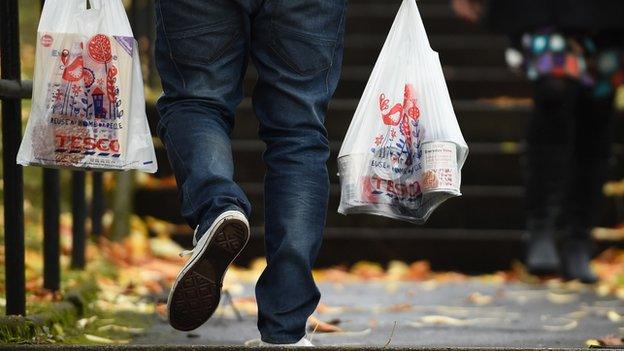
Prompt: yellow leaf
<box><xmin>586</xmin><ymin>339</ymin><xmax>601</xmax><ymax>347</ymax></box>
<box><xmin>84</xmin><ymin>334</ymin><xmax>130</xmax><ymax>344</ymax></box>
<box><xmin>543</xmin><ymin>320</ymin><xmax>578</xmax><ymax>331</ymax></box>
<box><xmin>547</xmin><ymin>291</ymin><xmax>577</xmax><ymax>304</ymax></box>
<box><xmin>467</xmin><ymin>292</ymin><xmax>493</xmax><ymax>306</ymax></box>
<box><xmin>97</xmin><ymin>325</ymin><xmax>144</xmax><ymax>334</ymax></box>
<box><xmin>308</xmin><ymin>316</ymin><xmax>342</xmax><ymax>333</ymax></box>
<box><xmin>608</xmin><ymin>310</ymin><xmax>622</xmax><ymax>323</ymax></box>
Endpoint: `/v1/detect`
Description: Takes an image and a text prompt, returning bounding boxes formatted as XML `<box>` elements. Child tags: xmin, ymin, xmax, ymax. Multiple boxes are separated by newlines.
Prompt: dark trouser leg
<box><xmin>561</xmin><ymin>91</ymin><xmax>615</xmax><ymax>283</ymax></box>
<box><xmin>524</xmin><ymin>77</ymin><xmax>581</xmax><ymax>274</ymax></box>
<box><xmin>154</xmin><ymin>0</ymin><xmax>252</xmax><ymax>238</ymax></box>
<box><xmin>250</xmin><ymin>0</ymin><xmax>346</xmax><ymax>344</ymax></box>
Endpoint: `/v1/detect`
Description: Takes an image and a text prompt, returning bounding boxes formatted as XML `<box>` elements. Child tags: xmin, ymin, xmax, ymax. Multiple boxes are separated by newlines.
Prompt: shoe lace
<box><xmin>179</xmin><ymin>226</ymin><xmax>201</xmax><ymax>257</ymax></box>
<box><xmin>179</xmin><ymin>249</ymin><xmax>194</xmax><ymax>257</ymax></box>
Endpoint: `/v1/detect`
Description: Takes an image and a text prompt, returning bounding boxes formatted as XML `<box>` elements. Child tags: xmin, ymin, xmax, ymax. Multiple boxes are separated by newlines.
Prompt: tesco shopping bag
<box><xmin>17</xmin><ymin>0</ymin><xmax>157</xmax><ymax>172</ymax></box>
<box><xmin>338</xmin><ymin>0</ymin><xmax>468</xmax><ymax>223</ymax></box>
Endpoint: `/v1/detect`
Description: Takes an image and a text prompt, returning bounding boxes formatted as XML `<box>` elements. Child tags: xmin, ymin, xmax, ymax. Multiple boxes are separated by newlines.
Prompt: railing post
<box><xmin>92</xmin><ymin>172</ymin><xmax>105</xmax><ymax>238</ymax></box>
<box><xmin>71</xmin><ymin>171</ymin><xmax>87</xmax><ymax>269</ymax></box>
<box><xmin>38</xmin><ymin>0</ymin><xmax>62</xmax><ymax>293</ymax></box>
<box><xmin>43</xmin><ymin>170</ymin><xmax>61</xmax><ymax>291</ymax></box>
<box><xmin>1</xmin><ymin>0</ymin><xmax>26</xmax><ymax>316</ymax></box>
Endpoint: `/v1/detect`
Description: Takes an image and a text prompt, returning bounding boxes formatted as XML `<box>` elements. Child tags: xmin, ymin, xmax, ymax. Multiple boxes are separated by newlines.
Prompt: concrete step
<box><xmin>146</xmin><ymin>99</ymin><xmax>533</xmax><ymax>145</ymax></box>
<box><xmin>150</xmin><ymin>138</ymin><xmax>624</xmax><ymax>185</ymax></box>
<box><xmin>152</xmin><ymin>141</ymin><xmax>526</xmax><ymax>186</ymax></box>
<box><xmin>241</xmin><ymin>65</ymin><xmax>530</xmax><ymax>100</ymax></box>
<box><xmin>171</xmin><ymin>226</ymin><xmax>526</xmax><ymax>271</ymax></box>
<box><xmin>135</xmin><ymin>183</ymin><xmax>528</xmax><ymax>230</ymax></box>
<box><xmin>165</xmin><ymin>226</ymin><xmax>618</xmax><ymax>271</ymax></box>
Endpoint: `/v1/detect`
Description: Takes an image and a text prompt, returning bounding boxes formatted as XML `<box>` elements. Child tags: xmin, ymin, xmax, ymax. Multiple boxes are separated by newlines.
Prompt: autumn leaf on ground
<box><xmin>316</xmin><ymin>303</ymin><xmax>346</xmax><ymax>315</ymax></box>
<box><xmin>97</xmin><ymin>325</ymin><xmax>144</xmax><ymax>334</ymax></box>
<box><xmin>407</xmin><ymin>261</ymin><xmax>431</xmax><ymax>280</ymax></box>
<box><xmin>388</xmin><ymin>303</ymin><xmax>413</xmax><ymax>313</ymax></box>
<box><xmin>155</xmin><ymin>303</ymin><xmax>167</xmax><ymax>317</ymax></box>
<box><xmin>607</xmin><ymin>310</ymin><xmax>622</xmax><ymax>323</ymax></box>
<box><xmin>587</xmin><ymin>335</ymin><xmax>624</xmax><ymax>348</ymax></box>
<box><xmin>547</xmin><ymin>291</ymin><xmax>578</xmax><ymax>304</ymax></box>
<box><xmin>411</xmin><ymin>315</ymin><xmax>495</xmax><ymax>327</ymax></box>
<box><xmin>307</xmin><ymin>316</ymin><xmax>343</xmax><ymax>333</ymax></box>
<box><xmin>467</xmin><ymin>292</ymin><xmax>493</xmax><ymax>306</ymax></box>
<box><xmin>84</xmin><ymin>334</ymin><xmax>130</xmax><ymax>344</ymax></box>
<box><xmin>351</xmin><ymin>261</ymin><xmax>385</xmax><ymax>280</ymax></box>
<box><xmin>542</xmin><ymin>319</ymin><xmax>578</xmax><ymax>331</ymax></box>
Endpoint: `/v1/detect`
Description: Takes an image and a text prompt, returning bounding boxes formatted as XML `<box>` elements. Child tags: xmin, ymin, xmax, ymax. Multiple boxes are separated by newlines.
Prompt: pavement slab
<box><xmin>130</xmin><ymin>281</ymin><xmax>621</xmax><ymax>348</ymax></box>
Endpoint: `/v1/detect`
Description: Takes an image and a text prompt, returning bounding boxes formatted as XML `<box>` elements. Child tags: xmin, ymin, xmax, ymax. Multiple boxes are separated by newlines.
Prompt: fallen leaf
<box><xmin>586</xmin><ymin>339</ymin><xmax>601</xmax><ymax>347</ymax></box>
<box><xmin>84</xmin><ymin>334</ymin><xmax>130</xmax><ymax>344</ymax></box>
<box><xmin>596</xmin><ymin>335</ymin><xmax>624</xmax><ymax>347</ymax></box>
<box><xmin>542</xmin><ymin>320</ymin><xmax>578</xmax><ymax>331</ymax></box>
<box><xmin>97</xmin><ymin>325</ymin><xmax>144</xmax><ymax>334</ymax></box>
<box><xmin>316</xmin><ymin>303</ymin><xmax>345</xmax><ymax>315</ymax></box>
<box><xmin>76</xmin><ymin>316</ymin><xmax>97</xmax><ymax>330</ymax></box>
<box><xmin>351</xmin><ymin>261</ymin><xmax>385</xmax><ymax>280</ymax></box>
<box><xmin>406</xmin><ymin>261</ymin><xmax>431</xmax><ymax>280</ymax></box>
<box><xmin>308</xmin><ymin>316</ymin><xmax>343</xmax><ymax>333</ymax></box>
<box><xmin>608</xmin><ymin>310</ymin><xmax>622</xmax><ymax>323</ymax></box>
<box><xmin>547</xmin><ymin>291</ymin><xmax>578</xmax><ymax>304</ymax></box>
<box><xmin>388</xmin><ymin>303</ymin><xmax>412</xmax><ymax>313</ymax></box>
<box><xmin>419</xmin><ymin>315</ymin><xmax>476</xmax><ymax>327</ymax></box>
<box><xmin>387</xmin><ymin>261</ymin><xmax>409</xmax><ymax>280</ymax></box>
<box><xmin>467</xmin><ymin>292</ymin><xmax>493</xmax><ymax>306</ymax></box>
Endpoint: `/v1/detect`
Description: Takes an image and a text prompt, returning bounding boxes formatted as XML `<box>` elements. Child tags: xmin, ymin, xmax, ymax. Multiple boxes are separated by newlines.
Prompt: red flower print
<box><xmin>374</xmin><ymin>135</ymin><xmax>384</xmax><ymax>146</ymax></box>
<box><xmin>71</xmin><ymin>85</ymin><xmax>82</xmax><ymax>96</ymax></box>
<box><xmin>53</xmin><ymin>88</ymin><xmax>64</xmax><ymax>102</ymax></box>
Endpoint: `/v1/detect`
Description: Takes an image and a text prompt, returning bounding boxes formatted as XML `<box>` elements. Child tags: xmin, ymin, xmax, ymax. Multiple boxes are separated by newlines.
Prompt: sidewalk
<box><xmin>133</xmin><ymin>280</ymin><xmax>620</xmax><ymax>348</ymax></box>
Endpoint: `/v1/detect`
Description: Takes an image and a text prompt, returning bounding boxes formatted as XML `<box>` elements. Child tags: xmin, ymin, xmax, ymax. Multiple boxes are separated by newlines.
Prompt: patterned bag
<box><xmin>17</xmin><ymin>0</ymin><xmax>157</xmax><ymax>172</ymax></box>
<box><xmin>337</xmin><ymin>0</ymin><xmax>468</xmax><ymax>223</ymax></box>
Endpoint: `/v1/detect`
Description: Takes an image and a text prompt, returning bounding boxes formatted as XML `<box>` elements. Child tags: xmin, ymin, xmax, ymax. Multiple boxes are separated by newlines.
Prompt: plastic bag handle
<box><xmin>41</xmin><ymin>0</ymin><xmax>84</xmax><ymax>20</ymax></box>
<box><xmin>87</xmin><ymin>0</ymin><xmax>101</xmax><ymax>9</ymax></box>
<box><xmin>405</xmin><ymin>0</ymin><xmax>432</xmax><ymax>50</ymax></box>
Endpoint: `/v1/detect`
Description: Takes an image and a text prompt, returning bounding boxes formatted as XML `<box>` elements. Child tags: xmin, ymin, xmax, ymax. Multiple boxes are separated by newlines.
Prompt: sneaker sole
<box><xmin>168</xmin><ymin>218</ymin><xmax>249</xmax><ymax>331</ymax></box>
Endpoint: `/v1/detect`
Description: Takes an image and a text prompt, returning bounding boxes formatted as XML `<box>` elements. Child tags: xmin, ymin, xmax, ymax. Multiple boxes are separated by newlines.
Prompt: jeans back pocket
<box><xmin>156</xmin><ymin>0</ymin><xmax>241</xmax><ymax>66</ymax></box>
<box><xmin>269</xmin><ymin>0</ymin><xmax>346</xmax><ymax>75</ymax></box>
<box><xmin>167</xmin><ymin>21</ymin><xmax>241</xmax><ymax>66</ymax></box>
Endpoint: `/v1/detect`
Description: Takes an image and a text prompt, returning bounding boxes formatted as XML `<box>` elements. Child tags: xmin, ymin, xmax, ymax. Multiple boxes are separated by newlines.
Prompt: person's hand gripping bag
<box><xmin>338</xmin><ymin>0</ymin><xmax>468</xmax><ymax>223</ymax></box>
<box><xmin>17</xmin><ymin>0</ymin><xmax>157</xmax><ymax>172</ymax></box>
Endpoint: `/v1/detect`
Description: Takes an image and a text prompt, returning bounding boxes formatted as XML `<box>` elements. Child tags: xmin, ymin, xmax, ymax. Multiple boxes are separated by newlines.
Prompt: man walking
<box><xmin>154</xmin><ymin>0</ymin><xmax>346</xmax><ymax>346</ymax></box>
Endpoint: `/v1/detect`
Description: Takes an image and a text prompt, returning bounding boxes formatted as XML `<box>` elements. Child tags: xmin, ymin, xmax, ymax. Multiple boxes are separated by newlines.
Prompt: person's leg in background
<box><xmin>524</xmin><ymin>77</ymin><xmax>581</xmax><ymax>275</ymax></box>
<box><xmin>562</xmin><ymin>89</ymin><xmax>615</xmax><ymax>283</ymax></box>
<box><xmin>154</xmin><ymin>0</ymin><xmax>253</xmax><ymax>331</ymax></box>
<box><xmin>249</xmin><ymin>0</ymin><xmax>347</xmax><ymax>344</ymax></box>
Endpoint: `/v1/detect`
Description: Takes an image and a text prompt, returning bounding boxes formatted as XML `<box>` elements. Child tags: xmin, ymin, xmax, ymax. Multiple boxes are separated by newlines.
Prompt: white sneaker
<box><xmin>167</xmin><ymin>210</ymin><xmax>250</xmax><ymax>331</ymax></box>
<box><xmin>245</xmin><ymin>337</ymin><xmax>315</xmax><ymax>347</ymax></box>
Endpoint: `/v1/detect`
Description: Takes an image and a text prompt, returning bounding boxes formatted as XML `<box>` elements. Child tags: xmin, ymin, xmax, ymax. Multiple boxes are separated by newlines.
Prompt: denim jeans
<box><xmin>154</xmin><ymin>0</ymin><xmax>346</xmax><ymax>344</ymax></box>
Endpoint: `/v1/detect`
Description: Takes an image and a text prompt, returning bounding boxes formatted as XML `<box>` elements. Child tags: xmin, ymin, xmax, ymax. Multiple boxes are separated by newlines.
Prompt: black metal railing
<box><xmin>1</xmin><ymin>0</ymin><xmax>26</xmax><ymax>317</ymax></box>
<box><xmin>0</xmin><ymin>0</ymin><xmax>106</xmax><ymax>316</ymax></box>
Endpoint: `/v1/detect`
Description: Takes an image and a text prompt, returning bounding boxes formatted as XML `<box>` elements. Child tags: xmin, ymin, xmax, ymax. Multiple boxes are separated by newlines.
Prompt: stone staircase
<box><xmin>135</xmin><ymin>0</ymin><xmax>622</xmax><ymax>272</ymax></box>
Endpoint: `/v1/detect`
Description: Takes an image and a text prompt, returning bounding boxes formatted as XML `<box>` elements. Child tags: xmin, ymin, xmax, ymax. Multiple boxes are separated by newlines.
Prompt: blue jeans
<box><xmin>154</xmin><ymin>0</ymin><xmax>346</xmax><ymax>344</ymax></box>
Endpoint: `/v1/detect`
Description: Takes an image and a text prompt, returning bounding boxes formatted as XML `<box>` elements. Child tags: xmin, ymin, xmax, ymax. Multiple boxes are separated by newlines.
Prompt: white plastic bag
<box><xmin>17</xmin><ymin>0</ymin><xmax>157</xmax><ymax>173</ymax></box>
<box><xmin>338</xmin><ymin>0</ymin><xmax>468</xmax><ymax>223</ymax></box>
